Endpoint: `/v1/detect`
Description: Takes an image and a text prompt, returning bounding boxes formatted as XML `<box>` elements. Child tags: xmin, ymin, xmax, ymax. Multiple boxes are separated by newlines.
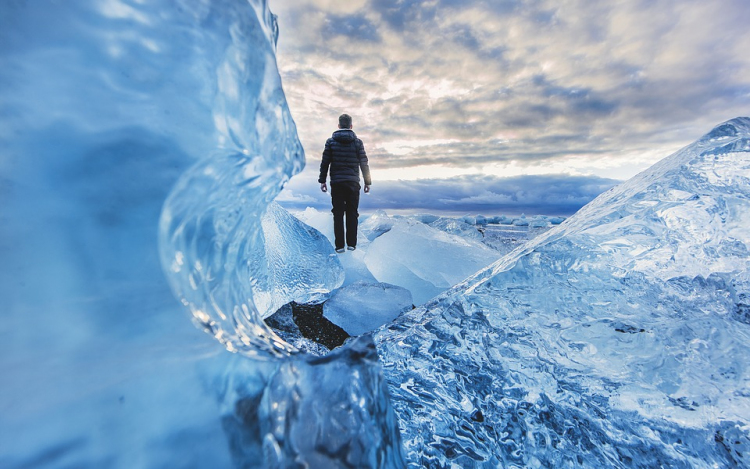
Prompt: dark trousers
<box><xmin>330</xmin><ymin>181</ymin><xmax>360</xmax><ymax>249</ymax></box>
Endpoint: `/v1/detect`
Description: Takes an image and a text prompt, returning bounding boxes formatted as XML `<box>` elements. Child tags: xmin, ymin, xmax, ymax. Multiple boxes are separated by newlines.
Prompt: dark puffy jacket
<box><xmin>318</xmin><ymin>129</ymin><xmax>372</xmax><ymax>186</ymax></box>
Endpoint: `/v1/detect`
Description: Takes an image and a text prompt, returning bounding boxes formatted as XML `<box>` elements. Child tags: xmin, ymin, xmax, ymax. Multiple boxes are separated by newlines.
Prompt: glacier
<box><xmin>2</xmin><ymin>0</ymin><xmax>750</xmax><ymax>468</ymax></box>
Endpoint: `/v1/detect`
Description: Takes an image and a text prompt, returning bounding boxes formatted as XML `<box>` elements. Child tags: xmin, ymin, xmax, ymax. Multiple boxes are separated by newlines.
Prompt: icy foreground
<box><xmin>1</xmin><ymin>1</ymin><xmax>401</xmax><ymax>467</ymax></box>
<box><xmin>375</xmin><ymin>117</ymin><xmax>750</xmax><ymax>467</ymax></box>
<box><xmin>3</xmin><ymin>0</ymin><xmax>750</xmax><ymax>467</ymax></box>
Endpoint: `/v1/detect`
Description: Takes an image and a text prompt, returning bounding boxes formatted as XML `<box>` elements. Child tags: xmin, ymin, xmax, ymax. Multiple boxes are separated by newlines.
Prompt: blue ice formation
<box><xmin>3</xmin><ymin>0</ymin><xmax>750</xmax><ymax>468</ymax></box>
<box><xmin>1</xmin><ymin>0</ymin><xmax>401</xmax><ymax>467</ymax></box>
<box><xmin>1</xmin><ymin>1</ymin><xmax>246</xmax><ymax>466</ymax></box>
<box><xmin>324</xmin><ymin>281</ymin><xmax>413</xmax><ymax>336</ymax></box>
<box><xmin>375</xmin><ymin>117</ymin><xmax>750</xmax><ymax>467</ymax></box>
<box><xmin>364</xmin><ymin>217</ymin><xmax>502</xmax><ymax>304</ymax></box>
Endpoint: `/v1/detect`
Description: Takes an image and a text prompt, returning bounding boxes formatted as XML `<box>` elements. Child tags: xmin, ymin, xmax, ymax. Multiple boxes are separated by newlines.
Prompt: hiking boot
<box><xmin>347</xmin><ymin>246</ymin><xmax>356</xmax><ymax>251</ymax></box>
<box><xmin>335</xmin><ymin>248</ymin><xmax>345</xmax><ymax>253</ymax></box>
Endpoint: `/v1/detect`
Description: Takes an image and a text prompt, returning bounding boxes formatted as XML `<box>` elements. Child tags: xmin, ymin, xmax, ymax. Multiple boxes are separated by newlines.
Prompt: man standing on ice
<box><xmin>319</xmin><ymin>113</ymin><xmax>372</xmax><ymax>253</ymax></box>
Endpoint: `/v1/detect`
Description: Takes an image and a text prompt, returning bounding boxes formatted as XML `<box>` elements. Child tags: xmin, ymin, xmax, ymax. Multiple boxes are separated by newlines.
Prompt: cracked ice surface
<box><xmin>375</xmin><ymin>117</ymin><xmax>750</xmax><ymax>468</ymax></box>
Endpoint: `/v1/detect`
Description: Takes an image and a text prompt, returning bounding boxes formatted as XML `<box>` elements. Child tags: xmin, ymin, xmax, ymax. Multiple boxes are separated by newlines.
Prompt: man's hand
<box><xmin>320</xmin><ymin>183</ymin><xmax>327</xmax><ymax>193</ymax></box>
<box><xmin>364</xmin><ymin>185</ymin><xmax>370</xmax><ymax>194</ymax></box>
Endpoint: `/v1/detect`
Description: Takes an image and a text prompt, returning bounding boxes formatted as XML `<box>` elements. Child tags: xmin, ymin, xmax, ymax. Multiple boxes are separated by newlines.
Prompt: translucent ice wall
<box><xmin>154</xmin><ymin>0</ymin><xmax>341</xmax><ymax>356</ymax></box>
<box><xmin>1</xmin><ymin>0</ymin><xmax>399</xmax><ymax>467</ymax></box>
<box><xmin>375</xmin><ymin>117</ymin><xmax>750</xmax><ymax>467</ymax></box>
<box><xmin>0</xmin><ymin>0</ymin><xmax>267</xmax><ymax>465</ymax></box>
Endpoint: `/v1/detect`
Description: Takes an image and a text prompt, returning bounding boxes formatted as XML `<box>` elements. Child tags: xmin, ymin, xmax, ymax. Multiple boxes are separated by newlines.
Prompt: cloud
<box><xmin>277</xmin><ymin>171</ymin><xmax>620</xmax><ymax>216</ymax></box>
<box><xmin>272</xmin><ymin>0</ymin><xmax>750</xmax><ymax>186</ymax></box>
<box><xmin>322</xmin><ymin>13</ymin><xmax>381</xmax><ymax>42</ymax></box>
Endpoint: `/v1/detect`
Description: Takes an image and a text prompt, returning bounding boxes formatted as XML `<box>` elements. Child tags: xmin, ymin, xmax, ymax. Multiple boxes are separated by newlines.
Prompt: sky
<box><xmin>271</xmin><ymin>0</ymin><xmax>750</xmax><ymax>216</ymax></box>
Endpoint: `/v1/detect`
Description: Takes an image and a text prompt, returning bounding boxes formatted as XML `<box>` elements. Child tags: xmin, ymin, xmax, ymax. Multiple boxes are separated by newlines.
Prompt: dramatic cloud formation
<box><xmin>271</xmin><ymin>0</ymin><xmax>750</xmax><ymax>214</ymax></box>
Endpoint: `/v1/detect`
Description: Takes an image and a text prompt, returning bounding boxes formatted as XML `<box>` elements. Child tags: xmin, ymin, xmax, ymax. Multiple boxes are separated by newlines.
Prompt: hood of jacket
<box><xmin>332</xmin><ymin>129</ymin><xmax>356</xmax><ymax>143</ymax></box>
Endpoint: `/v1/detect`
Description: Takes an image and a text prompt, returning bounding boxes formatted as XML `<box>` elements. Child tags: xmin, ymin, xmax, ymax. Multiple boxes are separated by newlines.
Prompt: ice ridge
<box><xmin>375</xmin><ymin>117</ymin><xmax>750</xmax><ymax>467</ymax></box>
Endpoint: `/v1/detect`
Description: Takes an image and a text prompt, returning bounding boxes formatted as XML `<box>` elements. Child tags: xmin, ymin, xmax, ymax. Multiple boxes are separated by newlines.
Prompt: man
<box><xmin>319</xmin><ymin>113</ymin><xmax>372</xmax><ymax>253</ymax></box>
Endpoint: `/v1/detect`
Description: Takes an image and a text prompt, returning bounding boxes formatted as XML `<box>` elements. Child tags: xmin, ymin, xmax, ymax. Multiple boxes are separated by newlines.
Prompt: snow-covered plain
<box><xmin>2</xmin><ymin>1</ymin><xmax>749</xmax><ymax>468</ymax></box>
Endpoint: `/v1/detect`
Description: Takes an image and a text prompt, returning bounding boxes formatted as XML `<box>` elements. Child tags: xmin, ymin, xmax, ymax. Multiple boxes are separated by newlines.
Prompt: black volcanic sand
<box><xmin>292</xmin><ymin>302</ymin><xmax>350</xmax><ymax>349</ymax></box>
<box><xmin>266</xmin><ymin>301</ymin><xmax>350</xmax><ymax>350</ymax></box>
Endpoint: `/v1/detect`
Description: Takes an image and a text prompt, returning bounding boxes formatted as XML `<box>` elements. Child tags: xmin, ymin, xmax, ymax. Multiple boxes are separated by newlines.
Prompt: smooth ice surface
<box><xmin>324</xmin><ymin>281</ymin><xmax>414</xmax><ymax>336</ymax></box>
<box><xmin>365</xmin><ymin>217</ymin><xmax>503</xmax><ymax>304</ymax></box>
<box><xmin>294</xmin><ymin>206</ymin><xmax>338</xmax><ymax>242</ymax></box>
<box><xmin>292</xmin><ymin>208</ymin><xmax>515</xmax><ymax>306</ymax></box>
<box><xmin>375</xmin><ymin>117</ymin><xmax>750</xmax><ymax>467</ymax></box>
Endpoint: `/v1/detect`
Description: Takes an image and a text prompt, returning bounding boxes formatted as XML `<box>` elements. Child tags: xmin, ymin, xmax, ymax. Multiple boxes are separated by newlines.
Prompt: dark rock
<box><xmin>291</xmin><ymin>301</ymin><xmax>350</xmax><ymax>350</ymax></box>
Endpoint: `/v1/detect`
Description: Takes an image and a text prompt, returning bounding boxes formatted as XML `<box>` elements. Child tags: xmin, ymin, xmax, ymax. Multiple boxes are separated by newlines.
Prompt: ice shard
<box><xmin>375</xmin><ymin>117</ymin><xmax>750</xmax><ymax>467</ymax></box>
<box><xmin>324</xmin><ymin>281</ymin><xmax>413</xmax><ymax>336</ymax></box>
<box><xmin>365</xmin><ymin>217</ymin><xmax>503</xmax><ymax>304</ymax></box>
